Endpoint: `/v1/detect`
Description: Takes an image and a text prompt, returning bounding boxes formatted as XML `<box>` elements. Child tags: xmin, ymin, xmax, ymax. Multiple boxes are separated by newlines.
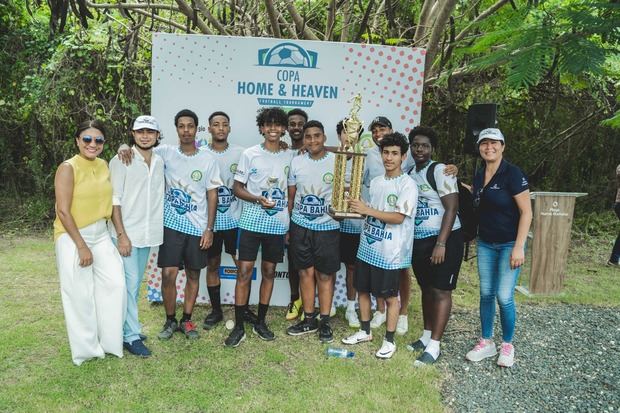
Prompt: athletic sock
<box><xmin>166</xmin><ymin>314</ymin><xmax>176</xmax><ymax>323</ymax></box>
<box><xmin>361</xmin><ymin>320</ymin><xmax>371</xmax><ymax>335</ymax></box>
<box><xmin>385</xmin><ymin>330</ymin><xmax>395</xmax><ymax>343</ymax></box>
<box><xmin>425</xmin><ymin>339</ymin><xmax>441</xmax><ymax>360</ymax></box>
<box><xmin>234</xmin><ymin>305</ymin><xmax>246</xmax><ymax>328</ymax></box>
<box><xmin>319</xmin><ymin>315</ymin><xmax>330</xmax><ymax>325</ymax></box>
<box><xmin>304</xmin><ymin>311</ymin><xmax>316</xmax><ymax>320</ymax></box>
<box><xmin>180</xmin><ymin>312</ymin><xmax>192</xmax><ymax>323</ymax></box>
<box><xmin>291</xmin><ymin>293</ymin><xmax>300</xmax><ymax>303</ymax></box>
<box><xmin>258</xmin><ymin>303</ymin><xmax>269</xmax><ymax>323</ymax></box>
<box><xmin>207</xmin><ymin>284</ymin><xmax>222</xmax><ymax>313</ymax></box>
<box><xmin>420</xmin><ymin>329</ymin><xmax>432</xmax><ymax>346</ymax></box>
<box><xmin>347</xmin><ymin>300</ymin><xmax>356</xmax><ymax>312</ymax></box>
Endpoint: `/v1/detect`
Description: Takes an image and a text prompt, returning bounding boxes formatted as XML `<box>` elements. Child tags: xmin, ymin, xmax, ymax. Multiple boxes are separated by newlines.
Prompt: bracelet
<box><xmin>435</xmin><ymin>241</ymin><xmax>446</xmax><ymax>247</ymax></box>
<box><xmin>205</xmin><ymin>228</ymin><xmax>214</xmax><ymax>232</ymax></box>
<box><xmin>255</xmin><ymin>198</ymin><xmax>261</xmax><ymax>204</ymax></box>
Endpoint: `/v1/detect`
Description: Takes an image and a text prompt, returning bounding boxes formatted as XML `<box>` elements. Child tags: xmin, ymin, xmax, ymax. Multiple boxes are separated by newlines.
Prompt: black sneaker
<box><xmin>286</xmin><ymin>317</ymin><xmax>319</xmax><ymax>336</ymax></box>
<box><xmin>203</xmin><ymin>311</ymin><xmax>223</xmax><ymax>330</ymax></box>
<box><xmin>157</xmin><ymin>319</ymin><xmax>178</xmax><ymax>340</ymax></box>
<box><xmin>406</xmin><ymin>340</ymin><xmax>426</xmax><ymax>352</ymax></box>
<box><xmin>318</xmin><ymin>322</ymin><xmax>334</xmax><ymax>343</ymax></box>
<box><xmin>244</xmin><ymin>308</ymin><xmax>259</xmax><ymax>326</ymax></box>
<box><xmin>179</xmin><ymin>320</ymin><xmax>200</xmax><ymax>339</ymax></box>
<box><xmin>224</xmin><ymin>326</ymin><xmax>246</xmax><ymax>348</ymax></box>
<box><xmin>253</xmin><ymin>321</ymin><xmax>276</xmax><ymax>341</ymax></box>
<box><xmin>123</xmin><ymin>339</ymin><xmax>152</xmax><ymax>357</ymax></box>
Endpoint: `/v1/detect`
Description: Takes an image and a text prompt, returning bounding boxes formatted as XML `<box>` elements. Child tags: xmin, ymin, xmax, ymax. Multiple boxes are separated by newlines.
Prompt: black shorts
<box><xmin>339</xmin><ymin>232</ymin><xmax>360</xmax><ymax>265</ymax></box>
<box><xmin>158</xmin><ymin>227</ymin><xmax>208</xmax><ymax>271</ymax></box>
<box><xmin>286</xmin><ymin>243</ymin><xmax>298</xmax><ymax>273</ymax></box>
<box><xmin>237</xmin><ymin>229</ymin><xmax>285</xmax><ymax>263</ymax></box>
<box><xmin>207</xmin><ymin>228</ymin><xmax>238</xmax><ymax>259</ymax></box>
<box><xmin>354</xmin><ymin>260</ymin><xmax>400</xmax><ymax>298</ymax></box>
<box><xmin>289</xmin><ymin>222</ymin><xmax>340</xmax><ymax>274</ymax></box>
<box><xmin>412</xmin><ymin>229</ymin><xmax>464</xmax><ymax>291</ymax></box>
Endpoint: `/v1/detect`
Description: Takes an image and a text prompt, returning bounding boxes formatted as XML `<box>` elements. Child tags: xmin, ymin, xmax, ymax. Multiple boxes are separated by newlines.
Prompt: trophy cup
<box><xmin>265</xmin><ymin>176</ymin><xmax>279</xmax><ymax>203</ymax></box>
<box><xmin>329</xmin><ymin>93</ymin><xmax>366</xmax><ymax>219</ymax></box>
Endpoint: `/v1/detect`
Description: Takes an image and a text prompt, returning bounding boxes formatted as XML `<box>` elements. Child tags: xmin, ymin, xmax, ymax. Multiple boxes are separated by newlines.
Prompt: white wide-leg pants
<box><xmin>55</xmin><ymin>220</ymin><xmax>127</xmax><ymax>366</ymax></box>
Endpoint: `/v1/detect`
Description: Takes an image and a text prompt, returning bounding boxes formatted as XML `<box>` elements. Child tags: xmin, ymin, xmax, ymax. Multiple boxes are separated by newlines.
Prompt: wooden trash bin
<box><xmin>517</xmin><ymin>192</ymin><xmax>587</xmax><ymax>295</ymax></box>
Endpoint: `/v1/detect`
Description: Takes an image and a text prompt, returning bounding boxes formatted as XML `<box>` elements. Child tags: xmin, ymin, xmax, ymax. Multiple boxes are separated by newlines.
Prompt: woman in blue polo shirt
<box><xmin>465</xmin><ymin>128</ymin><xmax>532</xmax><ymax>368</ymax></box>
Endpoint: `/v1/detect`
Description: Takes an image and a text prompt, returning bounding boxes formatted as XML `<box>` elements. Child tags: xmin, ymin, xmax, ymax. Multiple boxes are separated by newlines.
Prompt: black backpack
<box><xmin>422</xmin><ymin>162</ymin><xmax>478</xmax><ymax>242</ymax></box>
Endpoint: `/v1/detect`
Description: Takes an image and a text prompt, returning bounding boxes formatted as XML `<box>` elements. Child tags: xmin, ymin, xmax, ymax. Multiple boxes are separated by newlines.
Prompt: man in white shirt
<box><xmin>109</xmin><ymin>115</ymin><xmax>165</xmax><ymax>357</ymax></box>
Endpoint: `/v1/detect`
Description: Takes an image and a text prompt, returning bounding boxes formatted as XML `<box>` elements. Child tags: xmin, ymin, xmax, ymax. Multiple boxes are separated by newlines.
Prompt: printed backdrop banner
<box><xmin>147</xmin><ymin>33</ymin><xmax>426</xmax><ymax>306</ymax></box>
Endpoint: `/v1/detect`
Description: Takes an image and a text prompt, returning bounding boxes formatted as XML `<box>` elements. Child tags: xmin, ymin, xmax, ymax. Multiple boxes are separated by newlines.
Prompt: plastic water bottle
<box><xmin>326</xmin><ymin>347</ymin><xmax>354</xmax><ymax>358</ymax></box>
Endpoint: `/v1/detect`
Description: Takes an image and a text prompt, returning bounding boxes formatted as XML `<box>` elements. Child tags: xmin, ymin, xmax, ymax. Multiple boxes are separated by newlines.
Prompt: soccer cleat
<box><xmin>287</xmin><ymin>317</ymin><xmax>319</xmax><ymax>336</ymax></box>
<box><xmin>396</xmin><ymin>315</ymin><xmax>408</xmax><ymax>335</ymax></box>
<box><xmin>497</xmin><ymin>342</ymin><xmax>515</xmax><ymax>367</ymax></box>
<box><xmin>406</xmin><ymin>339</ymin><xmax>426</xmax><ymax>352</ymax></box>
<box><xmin>318</xmin><ymin>322</ymin><xmax>334</xmax><ymax>343</ymax></box>
<box><xmin>285</xmin><ymin>298</ymin><xmax>303</xmax><ymax>320</ymax></box>
<box><xmin>413</xmin><ymin>351</ymin><xmax>437</xmax><ymax>366</ymax></box>
<box><xmin>179</xmin><ymin>320</ymin><xmax>199</xmax><ymax>339</ymax></box>
<box><xmin>345</xmin><ymin>308</ymin><xmax>361</xmax><ymax>328</ymax></box>
<box><xmin>123</xmin><ymin>339</ymin><xmax>151</xmax><ymax>357</ymax></box>
<box><xmin>224</xmin><ymin>326</ymin><xmax>246</xmax><ymax>348</ymax></box>
<box><xmin>342</xmin><ymin>330</ymin><xmax>373</xmax><ymax>345</ymax></box>
<box><xmin>370</xmin><ymin>311</ymin><xmax>386</xmax><ymax>329</ymax></box>
<box><xmin>465</xmin><ymin>339</ymin><xmax>497</xmax><ymax>362</ymax></box>
<box><xmin>203</xmin><ymin>311</ymin><xmax>223</xmax><ymax>330</ymax></box>
<box><xmin>253</xmin><ymin>322</ymin><xmax>276</xmax><ymax>341</ymax></box>
<box><xmin>376</xmin><ymin>339</ymin><xmax>396</xmax><ymax>359</ymax></box>
<box><xmin>157</xmin><ymin>320</ymin><xmax>178</xmax><ymax>340</ymax></box>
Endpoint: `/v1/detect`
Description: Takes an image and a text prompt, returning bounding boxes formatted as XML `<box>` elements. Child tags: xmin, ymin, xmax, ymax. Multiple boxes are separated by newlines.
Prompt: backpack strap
<box><xmin>426</xmin><ymin>161</ymin><xmax>440</xmax><ymax>192</ymax></box>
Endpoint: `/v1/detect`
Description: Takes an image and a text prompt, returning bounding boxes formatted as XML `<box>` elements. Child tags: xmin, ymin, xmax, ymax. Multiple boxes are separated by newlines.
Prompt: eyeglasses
<box><xmin>81</xmin><ymin>135</ymin><xmax>105</xmax><ymax>145</ymax></box>
<box><xmin>411</xmin><ymin>143</ymin><xmax>432</xmax><ymax>150</ymax></box>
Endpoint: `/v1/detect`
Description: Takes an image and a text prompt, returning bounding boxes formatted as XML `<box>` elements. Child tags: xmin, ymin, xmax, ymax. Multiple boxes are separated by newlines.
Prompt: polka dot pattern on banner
<box><xmin>341</xmin><ymin>44</ymin><xmax>426</xmax><ymax>133</ymax></box>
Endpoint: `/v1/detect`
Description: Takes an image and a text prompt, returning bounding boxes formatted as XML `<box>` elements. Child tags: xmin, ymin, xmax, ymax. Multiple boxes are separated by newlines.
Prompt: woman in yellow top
<box><xmin>54</xmin><ymin>120</ymin><xmax>126</xmax><ymax>366</ymax></box>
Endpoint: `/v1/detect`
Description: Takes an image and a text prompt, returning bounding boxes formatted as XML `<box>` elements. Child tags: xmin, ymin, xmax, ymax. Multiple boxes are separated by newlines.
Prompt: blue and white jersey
<box><xmin>410</xmin><ymin>161</ymin><xmax>461</xmax><ymax>239</ymax></box>
<box><xmin>340</xmin><ymin>155</ymin><xmax>362</xmax><ymax>234</ymax></box>
<box><xmin>234</xmin><ymin>144</ymin><xmax>295</xmax><ymax>235</ymax></box>
<box><xmin>357</xmin><ymin>173</ymin><xmax>418</xmax><ymax>270</ymax></box>
<box><xmin>156</xmin><ymin>144</ymin><xmax>222</xmax><ymax>236</ymax></box>
<box><xmin>201</xmin><ymin>143</ymin><xmax>245</xmax><ymax>231</ymax></box>
<box><xmin>362</xmin><ymin>145</ymin><xmax>415</xmax><ymax>202</ymax></box>
<box><xmin>288</xmin><ymin>152</ymin><xmax>339</xmax><ymax>231</ymax></box>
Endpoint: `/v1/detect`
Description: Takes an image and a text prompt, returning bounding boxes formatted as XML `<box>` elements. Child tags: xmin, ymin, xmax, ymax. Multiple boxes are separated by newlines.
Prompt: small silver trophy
<box><xmin>265</xmin><ymin>176</ymin><xmax>279</xmax><ymax>203</ymax></box>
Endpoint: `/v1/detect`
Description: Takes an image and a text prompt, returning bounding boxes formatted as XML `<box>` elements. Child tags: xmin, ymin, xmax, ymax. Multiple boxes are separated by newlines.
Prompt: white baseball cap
<box><xmin>476</xmin><ymin>128</ymin><xmax>504</xmax><ymax>144</ymax></box>
<box><xmin>132</xmin><ymin>115</ymin><xmax>160</xmax><ymax>132</ymax></box>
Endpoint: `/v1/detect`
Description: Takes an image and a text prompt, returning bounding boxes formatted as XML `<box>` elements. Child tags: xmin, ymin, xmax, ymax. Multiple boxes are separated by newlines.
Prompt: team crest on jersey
<box><xmin>322</xmin><ymin>172</ymin><xmax>334</xmax><ymax>184</ymax></box>
<box><xmin>166</xmin><ymin>189</ymin><xmax>196</xmax><ymax>215</ymax></box>
<box><xmin>387</xmin><ymin>194</ymin><xmax>398</xmax><ymax>207</ymax></box>
<box><xmin>363</xmin><ymin>216</ymin><xmax>392</xmax><ymax>244</ymax></box>
<box><xmin>295</xmin><ymin>194</ymin><xmax>327</xmax><ymax>220</ymax></box>
<box><xmin>217</xmin><ymin>186</ymin><xmax>235</xmax><ymax>213</ymax></box>
<box><xmin>191</xmin><ymin>170</ymin><xmax>202</xmax><ymax>181</ymax></box>
<box><xmin>415</xmin><ymin>198</ymin><xmax>439</xmax><ymax>226</ymax></box>
<box><xmin>419</xmin><ymin>183</ymin><xmax>432</xmax><ymax>192</ymax></box>
<box><xmin>261</xmin><ymin>187</ymin><xmax>287</xmax><ymax>216</ymax></box>
<box><xmin>230</xmin><ymin>163</ymin><xmax>238</xmax><ymax>173</ymax></box>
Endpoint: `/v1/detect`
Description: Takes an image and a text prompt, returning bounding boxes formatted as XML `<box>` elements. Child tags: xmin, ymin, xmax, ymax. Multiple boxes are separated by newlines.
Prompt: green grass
<box><xmin>0</xmin><ymin>233</ymin><xmax>617</xmax><ymax>412</ymax></box>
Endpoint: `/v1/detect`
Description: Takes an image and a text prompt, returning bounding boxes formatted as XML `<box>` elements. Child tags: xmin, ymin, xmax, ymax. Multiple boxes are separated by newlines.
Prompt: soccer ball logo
<box><xmin>258</xmin><ymin>42</ymin><xmax>318</xmax><ymax>68</ymax></box>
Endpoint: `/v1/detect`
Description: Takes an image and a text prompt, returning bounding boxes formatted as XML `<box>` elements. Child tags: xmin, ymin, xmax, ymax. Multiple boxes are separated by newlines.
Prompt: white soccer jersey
<box><xmin>357</xmin><ymin>173</ymin><xmax>418</xmax><ymax>270</ymax></box>
<box><xmin>288</xmin><ymin>152</ymin><xmax>339</xmax><ymax>231</ymax></box>
<box><xmin>410</xmin><ymin>161</ymin><xmax>461</xmax><ymax>239</ymax></box>
<box><xmin>362</xmin><ymin>145</ymin><xmax>415</xmax><ymax>201</ymax></box>
<box><xmin>201</xmin><ymin>143</ymin><xmax>245</xmax><ymax>231</ymax></box>
<box><xmin>234</xmin><ymin>144</ymin><xmax>295</xmax><ymax>235</ymax></box>
<box><xmin>156</xmin><ymin>144</ymin><xmax>222</xmax><ymax>236</ymax></box>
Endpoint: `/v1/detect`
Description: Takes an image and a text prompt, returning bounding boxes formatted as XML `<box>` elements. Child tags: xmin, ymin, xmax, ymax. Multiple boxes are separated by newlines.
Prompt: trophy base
<box><xmin>328</xmin><ymin>208</ymin><xmax>364</xmax><ymax>220</ymax></box>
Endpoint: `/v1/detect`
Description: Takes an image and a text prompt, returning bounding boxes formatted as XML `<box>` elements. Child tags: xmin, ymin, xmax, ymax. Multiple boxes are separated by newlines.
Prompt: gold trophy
<box><xmin>329</xmin><ymin>93</ymin><xmax>366</xmax><ymax>219</ymax></box>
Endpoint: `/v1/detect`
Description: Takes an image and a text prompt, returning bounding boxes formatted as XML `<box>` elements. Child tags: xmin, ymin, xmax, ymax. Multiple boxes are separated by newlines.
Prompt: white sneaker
<box><xmin>369</xmin><ymin>311</ymin><xmax>386</xmax><ymax>329</ymax></box>
<box><xmin>345</xmin><ymin>308</ymin><xmax>361</xmax><ymax>328</ymax></box>
<box><xmin>396</xmin><ymin>315</ymin><xmax>408</xmax><ymax>335</ymax></box>
<box><xmin>375</xmin><ymin>339</ymin><xmax>396</xmax><ymax>359</ymax></box>
<box><xmin>465</xmin><ymin>338</ymin><xmax>497</xmax><ymax>362</ymax></box>
<box><xmin>330</xmin><ymin>304</ymin><xmax>337</xmax><ymax>317</ymax></box>
<box><xmin>497</xmin><ymin>342</ymin><xmax>515</xmax><ymax>367</ymax></box>
<box><xmin>342</xmin><ymin>330</ymin><xmax>373</xmax><ymax>345</ymax></box>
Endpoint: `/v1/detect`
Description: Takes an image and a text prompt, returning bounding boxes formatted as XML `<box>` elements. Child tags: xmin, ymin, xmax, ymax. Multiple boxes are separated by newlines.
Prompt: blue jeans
<box><xmin>477</xmin><ymin>239</ymin><xmax>521</xmax><ymax>343</ymax></box>
<box><xmin>114</xmin><ymin>244</ymin><xmax>151</xmax><ymax>343</ymax></box>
